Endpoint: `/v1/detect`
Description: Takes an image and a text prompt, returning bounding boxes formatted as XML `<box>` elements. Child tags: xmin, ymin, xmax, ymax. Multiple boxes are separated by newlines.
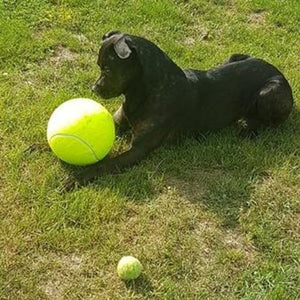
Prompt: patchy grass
<box><xmin>1</xmin><ymin>0</ymin><xmax>300</xmax><ymax>299</ymax></box>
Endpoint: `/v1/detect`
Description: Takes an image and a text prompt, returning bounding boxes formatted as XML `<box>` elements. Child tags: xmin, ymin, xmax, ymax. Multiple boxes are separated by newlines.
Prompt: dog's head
<box><xmin>92</xmin><ymin>31</ymin><xmax>141</xmax><ymax>99</ymax></box>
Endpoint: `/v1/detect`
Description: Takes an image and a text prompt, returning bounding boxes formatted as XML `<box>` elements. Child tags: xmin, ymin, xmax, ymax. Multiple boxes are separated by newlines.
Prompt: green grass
<box><xmin>1</xmin><ymin>0</ymin><xmax>300</xmax><ymax>299</ymax></box>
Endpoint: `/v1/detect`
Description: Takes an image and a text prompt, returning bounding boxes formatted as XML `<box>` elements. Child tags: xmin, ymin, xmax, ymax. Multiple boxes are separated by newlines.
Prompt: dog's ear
<box><xmin>114</xmin><ymin>36</ymin><xmax>132</xmax><ymax>59</ymax></box>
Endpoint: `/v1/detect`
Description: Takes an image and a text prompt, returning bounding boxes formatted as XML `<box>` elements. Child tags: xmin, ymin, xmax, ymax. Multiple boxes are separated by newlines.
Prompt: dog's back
<box><xmin>181</xmin><ymin>57</ymin><xmax>293</xmax><ymax>132</ymax></box>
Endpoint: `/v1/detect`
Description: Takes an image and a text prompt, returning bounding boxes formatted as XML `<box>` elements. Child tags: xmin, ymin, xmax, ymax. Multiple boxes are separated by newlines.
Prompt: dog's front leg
<box><xmin>84</xmin><ymin>146</ymin><xmax>146</xmax><ymax>179</ymax></box>
<box><xmin>59</xmin><ymin>126</ymin><xmax>167</xmax><ymax>192</ymax></box>
<box><xmin>58</xmin><ymin>147</ymin><xmax>145</xmax><ymax>192</ymax></box>
<box><xmin>113</xmin><ymin>104</ymin><xmax>130</xmax><ymax>135</ymax></box>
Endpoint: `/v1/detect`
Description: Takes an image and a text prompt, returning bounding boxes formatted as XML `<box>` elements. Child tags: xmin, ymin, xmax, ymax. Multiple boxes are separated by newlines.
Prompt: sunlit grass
<box><xmin>1</xmin><ymin>0</ymin><xmax>299</xmax><ymax>299</ymax></box>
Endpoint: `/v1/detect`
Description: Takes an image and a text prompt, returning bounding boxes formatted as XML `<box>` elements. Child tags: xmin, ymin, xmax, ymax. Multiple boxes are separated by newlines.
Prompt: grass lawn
<box><xmin>1</xmin><ymin>0</ymin><xmax>300</xmax><ymax>299</ymax></box>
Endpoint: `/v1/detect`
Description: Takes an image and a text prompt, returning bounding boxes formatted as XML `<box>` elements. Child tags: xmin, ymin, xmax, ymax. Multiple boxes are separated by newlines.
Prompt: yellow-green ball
<box><xmin>47</xmin><ymin>98</ymin><xmax>115</xmax><ymax>166</ymax></box>
<box><xmin>117</xmin><ymin>256</ymin><xmax>143</xmax><ymax>280</ymax></box>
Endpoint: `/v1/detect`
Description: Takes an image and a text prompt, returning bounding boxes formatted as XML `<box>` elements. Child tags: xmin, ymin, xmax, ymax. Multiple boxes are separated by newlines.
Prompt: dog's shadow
<box><xmin>88</xmin><ymin>109</ymin><xmax>300</xmax><ymax>229</ymax></box>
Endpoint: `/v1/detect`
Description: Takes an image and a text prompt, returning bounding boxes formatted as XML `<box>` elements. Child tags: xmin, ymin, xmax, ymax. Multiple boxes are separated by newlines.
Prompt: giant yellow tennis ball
<box><xmin>117</xmin><ymin>256</ymin><xmax>143</xmax><ymax>280</ymax></box>
<box><xmin>47</xmin><ymin>98</ymin><xmax>115</xmax><ymax>166</ymax></box>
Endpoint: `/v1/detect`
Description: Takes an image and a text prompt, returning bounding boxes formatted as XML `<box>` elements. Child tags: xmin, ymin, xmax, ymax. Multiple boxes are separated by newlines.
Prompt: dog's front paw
<box><xmin>57</xmin><ymin>175</ymin><xmax>80</xmax><ymax>193</ymax></box>
<box><xmin>57</xmin><ymin>169</ymin><xmax>96</xmax><ymax>193</ymax></box>
<box><xmin>57</xmin><ymin>163</ymin><xmax>103</xmax><ymax>193</ymax></box>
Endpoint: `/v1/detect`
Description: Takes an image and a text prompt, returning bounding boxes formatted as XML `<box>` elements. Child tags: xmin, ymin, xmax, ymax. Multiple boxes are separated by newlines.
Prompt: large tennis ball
<box><xmin>47</xmin><ymin>98</ymin><xmax>115</xmax><ymax>166</ymax></box>
<box><xmin>117</xmin><ymin>256</ymin><xmax>143</xmax><ymax>280</ymax></box>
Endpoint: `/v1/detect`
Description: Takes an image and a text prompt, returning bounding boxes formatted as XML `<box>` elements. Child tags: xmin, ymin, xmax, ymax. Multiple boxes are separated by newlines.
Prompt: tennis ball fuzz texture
<box><xmin>47</xmin><ymin>98</ymin><xmax>115</xmax><ymax>166</ymax></box>
<box><xmin>117</xmin><ymin>256</ymin><xmax>143</xmax><ymax>280</ymax></box>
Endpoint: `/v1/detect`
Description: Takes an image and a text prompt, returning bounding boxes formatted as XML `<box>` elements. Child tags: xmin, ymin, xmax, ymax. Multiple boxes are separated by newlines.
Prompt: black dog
<box><xmin>62</xmin><ymin>30</ymin><xmax>293</xmax><ymax>191</ymax></box>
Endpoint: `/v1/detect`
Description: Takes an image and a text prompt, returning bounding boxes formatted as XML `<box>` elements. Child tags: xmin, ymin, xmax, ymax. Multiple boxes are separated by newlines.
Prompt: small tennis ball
<box><xmin>47</xmin><ymin>98</ymin><xmax>115</xmax><ymax>166</ymax></box>
<box><xmin>117</xmin><ymin>256</ymin><xmax>143</xmax><ymax>280</ymax></box>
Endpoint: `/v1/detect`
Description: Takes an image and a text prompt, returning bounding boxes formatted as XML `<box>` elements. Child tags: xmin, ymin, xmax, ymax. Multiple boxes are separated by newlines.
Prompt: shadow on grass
<box><xmin>164</xmin><ymin>168</ymin><xmax>251</xmax><ymax>228</ymax></box>
<box><xmin>59</xmin><ymin>108</ymin><xmax>300</xmax><ymax>228</ymax></box>
<box><xmin>124</xmin><ymin>274</ymin><xmax>154</xmax><ymax>296</ymax></box>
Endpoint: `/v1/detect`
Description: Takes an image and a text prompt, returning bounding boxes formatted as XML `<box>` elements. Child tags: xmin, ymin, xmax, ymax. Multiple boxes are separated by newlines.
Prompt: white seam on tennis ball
<box><xmin>49</xmin><ymin>133</ymin><xmax>100</xmax><ymax>161</ymax></box>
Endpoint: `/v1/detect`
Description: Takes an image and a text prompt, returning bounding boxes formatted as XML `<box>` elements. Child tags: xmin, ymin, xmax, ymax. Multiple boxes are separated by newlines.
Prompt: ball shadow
<box><xmin>124</xmin><ymin>274</ymin><xmax>154</xmax><ymax>296</ymax></box>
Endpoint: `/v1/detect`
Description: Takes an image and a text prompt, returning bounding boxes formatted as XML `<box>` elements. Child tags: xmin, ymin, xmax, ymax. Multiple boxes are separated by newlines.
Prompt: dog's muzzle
<box><xmin>92</xmin><ymin>77</ymin><xmax>108</xmax><ymax>97</ymax></box>
<box><xmin>92</xmin><ymin>80</ymin><xmax>117</xmax><ymax>99</ymax></box>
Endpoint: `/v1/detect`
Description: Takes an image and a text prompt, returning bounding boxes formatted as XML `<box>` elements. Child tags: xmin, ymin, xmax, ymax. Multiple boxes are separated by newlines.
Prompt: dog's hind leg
<box><xmin>254</xmin><ymin>75</ymin><xmax>293</xmax><ymax>126</ymax></box>
<box><xmin>243</xmin><ymin>75</ymin><xmax>293</xmax><ymax>135</ymax></box>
